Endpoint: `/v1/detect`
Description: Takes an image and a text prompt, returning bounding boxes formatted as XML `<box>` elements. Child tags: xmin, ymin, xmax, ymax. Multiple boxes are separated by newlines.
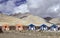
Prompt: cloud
<box><xmin>27</xmin><ymin>0</ymin><xmax>60</xmax><ymax>18</ymax></box>
<box><xmin>0</xmin><ymin>0</ymin><xmax>28</xmax><ymax>15</ymax></box>
<box><xmin>0</xmin><ymin>0</ymin><xmax>15</xmax><ymax>15</ymax></box>
<box><xmin>0</xmin><ymin>0</ymin><xmax>8</xmax><ymax>4</ymax></box>
<box><xmin>0</xmin><ymin>0</ymin><xmax>60</xmax><ymax>18</ymax></box>
<box><xmin>14</xmin><ymin>0</ymin><xmax>26</xmax><ymax>6</ymax></box>
<box><xmin>14</xmin><ymin>4</ymin><xmax>29</xmax><ymax>14</ymax></box>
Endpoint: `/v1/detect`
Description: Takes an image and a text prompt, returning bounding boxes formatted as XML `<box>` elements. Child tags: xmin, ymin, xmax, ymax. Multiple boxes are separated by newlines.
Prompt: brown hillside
<box><xmin>0</xmin><ymin>14</ymin><xmax>23</xmax><ymax>26</ymax></box>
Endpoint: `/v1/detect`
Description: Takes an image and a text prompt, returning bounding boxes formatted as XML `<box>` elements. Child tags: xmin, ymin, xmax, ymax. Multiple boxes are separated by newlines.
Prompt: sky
<box><xmin>0</xmin><ymin>0</ymin><xmax>60</xmax><ymax>18</ymax></box>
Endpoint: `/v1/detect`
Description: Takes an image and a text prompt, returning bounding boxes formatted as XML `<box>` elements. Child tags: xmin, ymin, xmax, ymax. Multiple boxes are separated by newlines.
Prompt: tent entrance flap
<box><xmin>2</xmin><ymin>24</ymin><xmax>9</xmax><ymax>31</ymax></box>
<box><xmin>16</xmin><ymin>24</ymin><xmax>23</xmax><ymax>31</ymax></box>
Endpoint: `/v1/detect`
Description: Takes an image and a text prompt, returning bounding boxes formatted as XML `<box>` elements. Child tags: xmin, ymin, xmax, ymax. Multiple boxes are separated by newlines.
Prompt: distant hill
<box><xmin>10</xmin><ymin>13</ymin><xmax>53</xmax><ymax>22</ymax></box>
<box><xmin>10</xmin><ymin>13</ymin><xmax>31</xmax><ymax>19</ymax></box>
<box><xmin>44</xmin><ymin>17</ymin><xmax>52</xmax><ymax>22</ymax></box>
<box><xmin>0</xmin><ymin>14</ymin><xmax>23</xmax><ymax>26</ymax></box>
<box><xmin>21</xmin><ymin>15</ymin><xmax>51</xmax><ymax>26</ymax></box>
<box><xmin>0</xmin><ymin>13</ymin><xmax>52</xmax><ymax>26</ymax></box>
<box><xmin>10</xmin><ymin>13</ymin><xmax>52</xmax><ymax>26</ymax></box>
<box><xmin>49</xmin><ymin>18</ymin><xmax>60</xmax><ymax>25</ymax></box>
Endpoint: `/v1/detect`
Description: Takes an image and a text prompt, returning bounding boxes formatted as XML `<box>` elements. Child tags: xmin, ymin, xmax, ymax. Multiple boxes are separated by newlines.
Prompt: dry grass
<box><xmin>0</xmin><ymin>31</ymin><xmax>60</xmax><ymax>38</ymax></box>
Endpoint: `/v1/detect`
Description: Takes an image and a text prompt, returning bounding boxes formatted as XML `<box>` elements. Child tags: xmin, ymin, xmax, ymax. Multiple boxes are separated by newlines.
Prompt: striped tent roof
<box><xmin>29</xmin><ymin>24</ymin><xmax>35</xmax><ymax>27</ymax></box>
<box><xmin>50</xmin><ymin>24</ymin><xmax>58</xmax><ymax>28</ymax></box>
<box><xmin>40</xmin><ymin>24</ymin><xmax>48</xmax><ymax>27</ymax></box>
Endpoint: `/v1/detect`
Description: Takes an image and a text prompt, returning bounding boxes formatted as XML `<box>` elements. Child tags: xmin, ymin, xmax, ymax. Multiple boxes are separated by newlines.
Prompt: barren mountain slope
<box><xmin>49</xmin><ymin>18</ymin><xmax>60</xmax><ymax>25</ymax></box>
<box><xmin>22</xmin><ymin>15</ymin><xmax>51</xmax><ymax>26</ymax></box>
<box><xmin>0</xmin><ymin>14</ymin><xmax>23</xmax><ymax>26</ymax></box>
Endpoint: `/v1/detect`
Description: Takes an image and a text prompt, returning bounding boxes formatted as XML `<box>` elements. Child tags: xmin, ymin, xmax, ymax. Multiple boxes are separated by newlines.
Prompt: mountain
<box><xmin>10</xmin><ymin>13</ymin><xmax>51</xmax><ymax>26</ymax></box>
<box><xmin>21</xmin><ymin>15</ymin><xmax>51</xmax><ymax>26</ymax></box>
<box><xmin>44</xmin><ymin>17</ymin><xmax>52</xmax><ymax>22</ymax></box>
<box><xmin>10</xmin><ymin>13</ymin><xmax>31</xmax><ymax>19</ymax></box>
<box><xmin>0</xmin><ymin>13</ymin><xmax>52</xmax><ymax>26</ymax></box>
<box><xmin>49</xmin><ymin>18</ymin><xmax>60</xmax><ymax>25</ymax></box>
<box><xmin>0</xmin><ymin>14</ymin><xmax>23</xmax><ymax>26</ymax></box>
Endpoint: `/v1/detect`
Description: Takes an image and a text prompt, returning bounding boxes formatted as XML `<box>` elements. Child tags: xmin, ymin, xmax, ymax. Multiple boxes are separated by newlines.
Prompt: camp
<box><xmin>28</xmin><ymin>24</ymin><xmax>35</xmax><ymax>30</ymax></box>
<box><xmin>50</xmin><ymin>24</ymin><xmax>58</xmax><ymax>31</ymax></box>
<box><xmin>39</xmin><ymin>24</ymin><xmax>48</xmax><ymax>31</ymax></box>
<box><xmin>15</xmin><ymin>24</ymin><xmax>23</xmax><ymax>31</ymax></box>
<box><xmin>2</xmin><ymin>24</ymin><xmax>9</xmax><ymax>31</ymax></box>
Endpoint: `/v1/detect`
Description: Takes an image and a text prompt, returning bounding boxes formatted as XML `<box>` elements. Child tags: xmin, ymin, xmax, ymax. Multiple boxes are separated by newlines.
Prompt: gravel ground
<box><xmin>0</xmin><ymin>31</ymin><xmax>60</xmax><ymax>38</ymax></box>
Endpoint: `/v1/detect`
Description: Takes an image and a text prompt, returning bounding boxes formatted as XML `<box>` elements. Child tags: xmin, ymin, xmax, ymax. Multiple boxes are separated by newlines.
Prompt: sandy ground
<box><xmin>0</xmin><ymin>31</ymin><xmax>60</xmax><ymax>38</ymax></box>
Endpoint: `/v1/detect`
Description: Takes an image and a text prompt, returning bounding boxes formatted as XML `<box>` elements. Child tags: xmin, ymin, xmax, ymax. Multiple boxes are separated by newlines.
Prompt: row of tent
<box><xmin>0</xmin><ymin>23</ymin><xmax>59</xmax><ymax>31</ymax></box>
<box><xmin>29</xmin><ymin>24</ymin><xmax>58</xmax><ymax>31</ymax></box>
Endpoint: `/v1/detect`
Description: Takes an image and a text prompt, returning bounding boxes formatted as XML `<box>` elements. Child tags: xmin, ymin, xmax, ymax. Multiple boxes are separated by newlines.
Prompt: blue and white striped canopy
<box><xmin>40</xmin><ymin>24</ymin><xmax>48</xmax><ymax>28</ymax></box>
<box><xmin>50</xmin><ymin>24</ymin><xmax>58</xmax><ymax>28</ymax></box>
<box><xmin>29</xmin><ymin>24</ymin><xmax>35</xmax><ymax>27</ymax></box>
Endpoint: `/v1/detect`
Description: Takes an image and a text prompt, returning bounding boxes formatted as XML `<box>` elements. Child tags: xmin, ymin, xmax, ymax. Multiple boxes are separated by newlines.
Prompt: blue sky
<box><xmin>0</xmin><ymin>0</ymin><xmax>60</xmax><ymax>18</ymax></box>
<box><xmin>0</xmin><ymin>0</ymin><xmax>8</xmax><ymax>4</ymax></box>
<box><xmin>15</xmin><ymin>0</ymin><xmax>26</xmax><ymax>6</ymax></box>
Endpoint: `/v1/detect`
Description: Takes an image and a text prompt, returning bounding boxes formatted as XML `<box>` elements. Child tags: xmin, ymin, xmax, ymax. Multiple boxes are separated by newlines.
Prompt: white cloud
<box><xmin>27</xmin><ymin>0</ymin><xmax>45</xmax><ymax>8</ymax></box>
<box><xmin>0</xmin><ymin>0</ymin><xmax>60</xmax><ymax>18</ymax></box>
<box><xmin>14</xmin><ymin>4</ymin><xmax>29</xmax><ymax>14</ymax></box>
<box><xmin>0</xmin><ymin>0</ymin><xmax>15</xmax><ymax>15</ymax></box>
<box><xmin>47</xmin><ymin>4</ymin><xmax>60</xmax><ymax>13</ymax></box>
<box><xmin>27</xmin><ymin>0</ymin><xmax>60</xmax><ymax>18</ymax></box>
<box><xmin>0</xmin><ymin>0</ymin><xmax>29</xmax><ymax>15</ymax></box>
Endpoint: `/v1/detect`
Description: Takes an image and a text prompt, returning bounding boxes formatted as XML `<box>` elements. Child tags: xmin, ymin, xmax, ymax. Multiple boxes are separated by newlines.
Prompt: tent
<box><xmin>50</xmin><ymin>24</ymin><xmax>58</xmax><ymax>31</ymax></box>
<box><xmin>28</xmin><ymin>24</ymin><xmax>35</xmax><ymax>30</ymax></box>
<box><xmin>39</xmin><ymin>24</ymin><xmax>48</xmax><ymax>31</ymax></box>
<box><xmin>15</xmin><ymin>24</ymin><xmax>23</xmax><ymax>31</ymax></box>
<box><xmin>2</xmin><ymin>24</ymin><xmax>9</xmax><ymax>31</ymax></box>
